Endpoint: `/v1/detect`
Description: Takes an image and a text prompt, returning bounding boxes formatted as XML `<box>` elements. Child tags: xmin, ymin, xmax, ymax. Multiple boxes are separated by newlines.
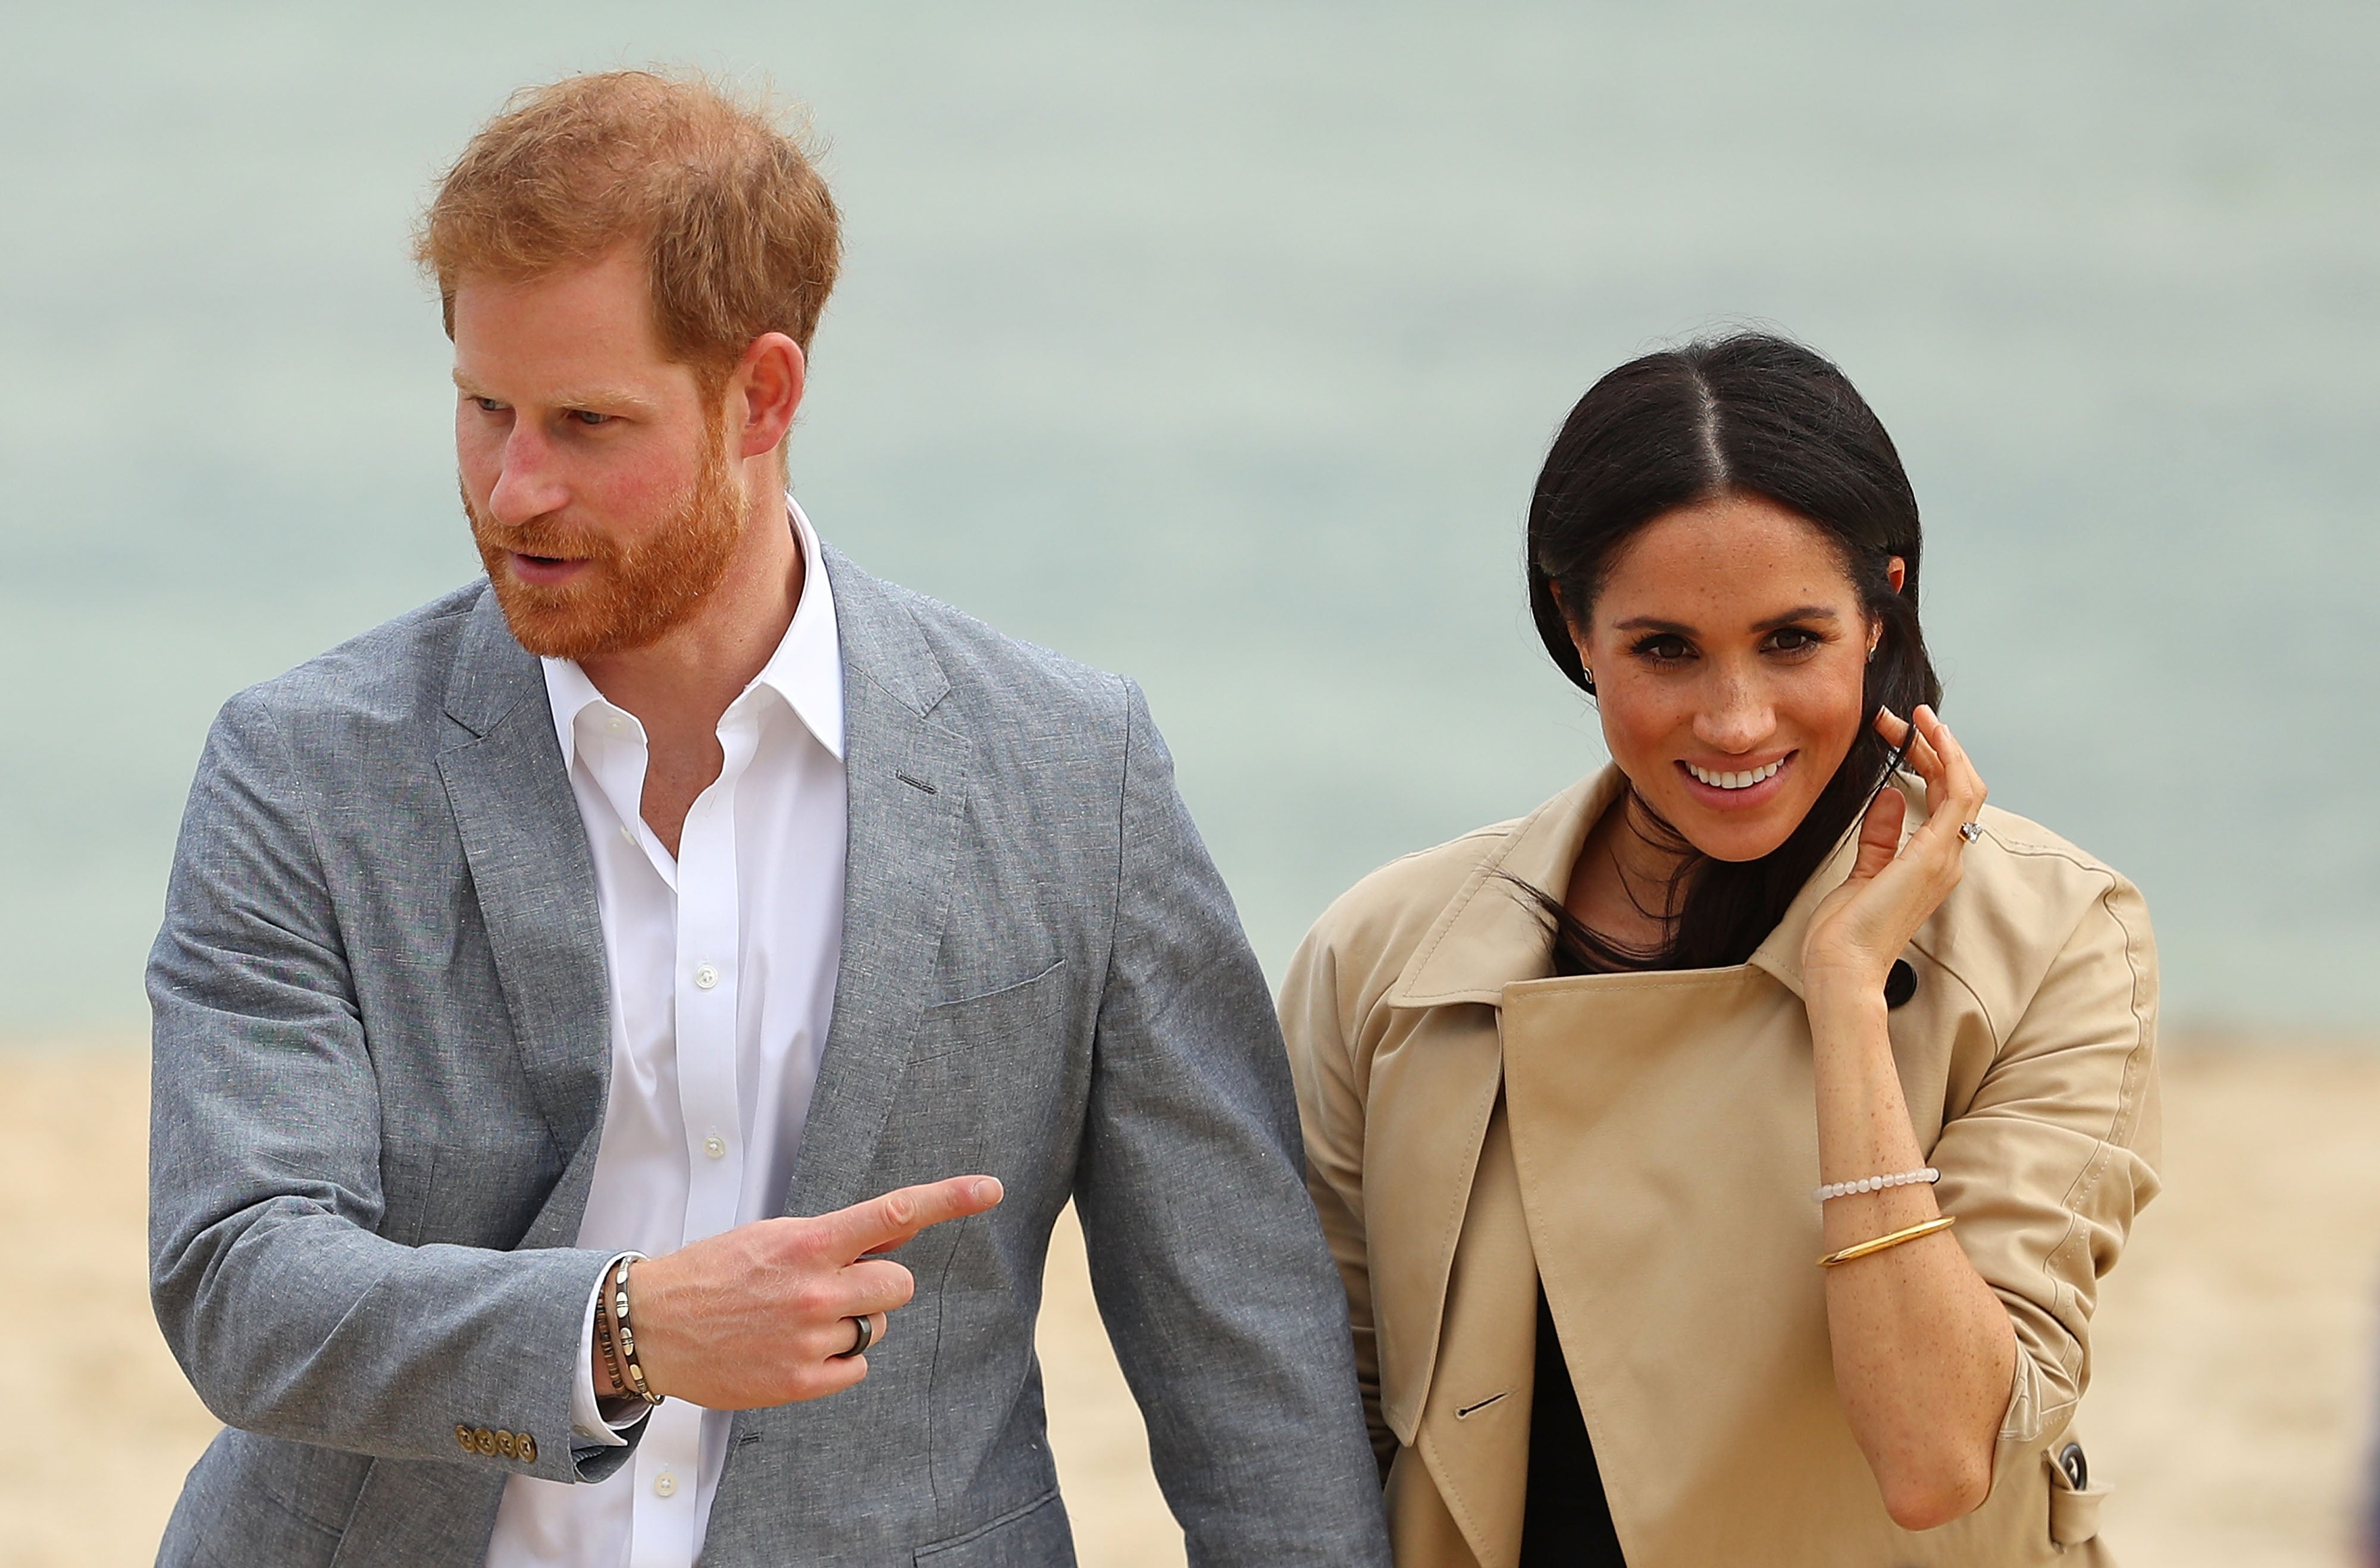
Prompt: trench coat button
<box><xmin>1884</xmin><ymin>959</ymin><xmax>1918</xmax><ymax>1008</ymax></box>
<box><xmin>2059</xmin><ymin>1441</ymin><xmax>2088</xmax><ymax>1489</ymax></box>
<box><xmin>455</xmin><ymin>1425</ymin><xmax>475</xmax><ymax>1453</ymax></box>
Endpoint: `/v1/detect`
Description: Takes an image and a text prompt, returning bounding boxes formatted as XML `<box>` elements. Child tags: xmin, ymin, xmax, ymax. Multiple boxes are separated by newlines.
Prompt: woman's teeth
<box><xmin>1686</xmin><ymin>758</ymin><xmax>1784</xmax><ymax>791</ymax></box>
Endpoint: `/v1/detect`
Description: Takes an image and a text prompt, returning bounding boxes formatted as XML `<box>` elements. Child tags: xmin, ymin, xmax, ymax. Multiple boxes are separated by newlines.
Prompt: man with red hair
<box><xmin>148</xmin><ymin>71</ymin><xmax>1388</xmax><ymax>1567</ymax></box>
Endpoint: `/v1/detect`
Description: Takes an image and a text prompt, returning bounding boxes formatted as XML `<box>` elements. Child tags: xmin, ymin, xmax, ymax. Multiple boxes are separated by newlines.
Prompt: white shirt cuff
<box><xmin>571</xmin><ymin>1253</ymin><xmax>650</xmax><ymax>1445</ymax></box>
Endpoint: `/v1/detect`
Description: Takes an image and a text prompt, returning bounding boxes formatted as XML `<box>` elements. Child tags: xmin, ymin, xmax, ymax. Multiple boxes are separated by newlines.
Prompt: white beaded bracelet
<box><xmin>1813</xmin><ymin>1166</ymin><xmax>1940</xmax><ymax>1204</ymax></box>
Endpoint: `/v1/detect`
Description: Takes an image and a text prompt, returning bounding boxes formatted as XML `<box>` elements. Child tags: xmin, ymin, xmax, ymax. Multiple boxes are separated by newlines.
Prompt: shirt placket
<box><xmin>627</xmin><ymin>700</ymin><xmax>762</xmax><ymax>1568</ymax></box>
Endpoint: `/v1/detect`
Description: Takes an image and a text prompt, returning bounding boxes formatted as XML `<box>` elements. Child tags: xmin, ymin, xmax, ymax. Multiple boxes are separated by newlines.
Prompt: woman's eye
<box><xmin>1767</xmin><ymin>628</ymin><xmax>1822</xmax><ymax>654</ymax></box>
<box><xmin>1632</xmin><ymin>635</ymin><xmax>1693</xmax><ymax>663</ymax></box>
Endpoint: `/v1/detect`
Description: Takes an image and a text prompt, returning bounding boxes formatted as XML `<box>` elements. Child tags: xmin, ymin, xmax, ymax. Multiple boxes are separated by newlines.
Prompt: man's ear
<box><xmin>732</xmin><ymin>332</ymin><xmax>806</xmax><ymax>460</ymax></box>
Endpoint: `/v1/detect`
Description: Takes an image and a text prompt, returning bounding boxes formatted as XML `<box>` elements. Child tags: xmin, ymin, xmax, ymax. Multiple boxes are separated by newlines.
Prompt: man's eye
<box><xmin>568</xmin><ymin>409</ymin><xmax>612</xmax><ymax>427</ymax></box>
<box><xmin>474</xmin><ymin>397</ymin><xmax>506</xmax><ymax>413</ymax></box>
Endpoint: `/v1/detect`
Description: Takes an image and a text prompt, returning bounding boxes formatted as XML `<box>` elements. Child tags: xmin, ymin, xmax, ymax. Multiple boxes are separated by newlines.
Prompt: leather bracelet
<box><xmin>1818</xmin><ymin>1213</ymin><xmax>1956</xmax><ymax>1268</ymax></box>
<box><xmin>607</xmin><ymin>1256</ymin><xmax>665</xmax><ymax>1406</ymax></box>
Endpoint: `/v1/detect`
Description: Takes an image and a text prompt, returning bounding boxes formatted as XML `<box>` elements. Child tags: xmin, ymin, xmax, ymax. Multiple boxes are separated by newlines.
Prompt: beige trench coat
<box><xmin>1281</xmin><ymin>767</ymin><xmax>2160</xmax><ymax>1567</ymax></box>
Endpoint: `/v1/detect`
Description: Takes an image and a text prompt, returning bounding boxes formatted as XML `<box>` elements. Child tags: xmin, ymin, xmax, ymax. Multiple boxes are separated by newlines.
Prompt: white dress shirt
<box><xmin>484</xmin><ymin>502</ymin><xmax>848</xmax><ymax>1568</ymax></box>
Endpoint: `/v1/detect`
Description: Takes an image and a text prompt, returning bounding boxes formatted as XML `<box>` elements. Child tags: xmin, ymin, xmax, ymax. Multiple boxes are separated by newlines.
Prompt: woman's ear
<box><xmin>1886</xmin><ymin>555</ymin><xmax>1907</xmax><ymax>594</ymax></box>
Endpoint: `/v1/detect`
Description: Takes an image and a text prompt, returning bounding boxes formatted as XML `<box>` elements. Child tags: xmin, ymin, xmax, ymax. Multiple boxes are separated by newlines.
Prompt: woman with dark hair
<box><xmin>1282</xmin><ymin>334</ymin><xmax>2157</xmax><ymax>1566</ymax></box>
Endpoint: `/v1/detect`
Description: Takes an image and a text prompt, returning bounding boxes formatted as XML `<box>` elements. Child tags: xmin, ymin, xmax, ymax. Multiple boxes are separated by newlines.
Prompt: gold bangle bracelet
<box><xmin>1818</xmin><ymin>1213</ymin><xmax>1957</xmax><ymax>1268</ymax></box>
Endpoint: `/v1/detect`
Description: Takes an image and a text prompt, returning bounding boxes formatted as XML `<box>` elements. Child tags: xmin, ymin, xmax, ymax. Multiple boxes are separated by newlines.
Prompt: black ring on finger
<box><xmin>834</xmin><ymin>1313</ymin><xmax>874</xmax><ymax>1360</ymax></box>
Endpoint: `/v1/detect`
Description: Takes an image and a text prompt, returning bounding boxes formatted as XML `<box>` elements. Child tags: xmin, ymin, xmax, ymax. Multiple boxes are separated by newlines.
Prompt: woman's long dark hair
<box><xmin>1524</xmin><ymin>333</ymin><xmax>1943</xmax><ymax>974</ymax></box>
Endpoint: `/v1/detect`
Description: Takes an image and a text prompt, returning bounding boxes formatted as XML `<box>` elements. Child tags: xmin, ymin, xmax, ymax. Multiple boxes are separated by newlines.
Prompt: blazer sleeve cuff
<box><xmin>569</xmin><ymin>1253</ymin><xmax>650</xmax><ymax>1451</ymax></box>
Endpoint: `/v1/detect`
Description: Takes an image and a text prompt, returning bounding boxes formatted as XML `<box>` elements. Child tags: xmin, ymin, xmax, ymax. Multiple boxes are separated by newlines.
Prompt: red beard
<box><xmin>466</xmin><ymin>424</ymin><xmax>740</xmax><ymax>661</ymax></box>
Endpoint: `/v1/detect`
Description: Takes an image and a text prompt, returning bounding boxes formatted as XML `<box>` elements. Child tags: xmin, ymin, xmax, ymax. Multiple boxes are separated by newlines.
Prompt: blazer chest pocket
<box><xmin>912</xmin><ymin>959</ymin><xmax>1067</xmax><ymax>1064</ymax></box>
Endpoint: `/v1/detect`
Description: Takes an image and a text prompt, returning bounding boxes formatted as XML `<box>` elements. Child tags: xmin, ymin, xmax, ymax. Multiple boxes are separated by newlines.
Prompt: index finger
<box><xmin>822</xmin><ymin>1175</ymin><xmax>1003</xmax><ymax>1261</ymax></box>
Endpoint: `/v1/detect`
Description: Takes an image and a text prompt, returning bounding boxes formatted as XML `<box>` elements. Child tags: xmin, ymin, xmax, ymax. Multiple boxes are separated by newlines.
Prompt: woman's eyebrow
<box><xmin>1610</xmin><ymin>606</ymin><xmax>1843</xmax><ymax>636</ymax></box>
<box><xmin>1752</xmin><ymin>605</ymin><xmax>1842</xmax><ymax>632</ymax></box>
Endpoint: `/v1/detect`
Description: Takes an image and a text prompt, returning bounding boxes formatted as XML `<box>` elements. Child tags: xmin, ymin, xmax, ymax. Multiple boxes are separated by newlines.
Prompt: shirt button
<box><xmin>703</xmin><ymin>1133</ymin><xmax>727</xmax><ymax>1159</ymax></box>
<box><xmin>619</xmin><ymin>824</ymin><xmax>636</xmax><ymax>843</ymax></box>
<box><xmin>694</xmin><ymin>964</ymin><xmax>719</xmax><ymax>990</ymax></box>
<box><xmin>654</xmin><ymin>1470</ymin><xmax>678</xmax><ymax>1498</ymax></box>
<box><xmin>606</xmin><ymin>716</ymin><xmax>624</xmax><ymax>734</ymax></box>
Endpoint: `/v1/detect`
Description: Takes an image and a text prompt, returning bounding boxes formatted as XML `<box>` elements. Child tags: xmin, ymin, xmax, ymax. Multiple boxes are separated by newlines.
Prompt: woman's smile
<box><xmin>1678</xmin><ymin>751</ymin><xmax>1796</xmax><ymax>807</ymax></box>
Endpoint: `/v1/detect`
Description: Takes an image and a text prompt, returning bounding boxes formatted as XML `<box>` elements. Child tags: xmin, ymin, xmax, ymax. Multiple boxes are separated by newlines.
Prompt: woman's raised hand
<box><xmin>1800</xmin><ymin>705</ymin><xmax>1988</xmax><ymax>1003</ymax></box>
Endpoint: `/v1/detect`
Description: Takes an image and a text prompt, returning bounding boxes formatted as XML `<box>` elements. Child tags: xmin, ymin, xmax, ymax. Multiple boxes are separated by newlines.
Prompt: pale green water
<box><xmin>3</xmin><ymin>4</ymin><xmax>2375</xmax><ymax>1033</ymax></box>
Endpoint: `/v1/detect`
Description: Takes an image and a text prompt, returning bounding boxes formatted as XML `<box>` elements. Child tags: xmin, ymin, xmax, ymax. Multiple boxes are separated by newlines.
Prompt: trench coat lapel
<box><xmin>1394</xmin><ymin>770</ymin><xmax>1905</xmax><ymax>1565</ymax></box>
<box><xmin>1352</xmin><ymin>774</ymin><xmax>1611</xmax><ymax>1456</ymax></box>
<box><xmin>1368</xmin><ymin>766</ymin><xmax>1895</xmax><ymax>1563</ymax></box>
<box><xmin>781</xmin><ymin>550</ymin><xmax>969</xmax><ymax>1218</ymax></box>
<box><xmin>436</xmin><ymin>588</ymin><xmax>612</xmax><ymax>1244</ymax></box>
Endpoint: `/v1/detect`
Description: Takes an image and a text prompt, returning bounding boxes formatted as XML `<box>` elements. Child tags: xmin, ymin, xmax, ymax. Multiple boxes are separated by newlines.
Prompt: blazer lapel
<box><xmin>435</xmin><ymin>588</ymin><xmax>612</xmax><ymax>1240</ymax></box>
<box><xmin>783</xmin><ymin>551</ymin><xmax>970</xmax><ymax>1218</ymax></box>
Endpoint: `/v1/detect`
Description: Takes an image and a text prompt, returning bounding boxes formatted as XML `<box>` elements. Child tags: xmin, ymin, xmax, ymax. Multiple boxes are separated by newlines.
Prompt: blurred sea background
<box><xmin>4</xmin><ymin>5</ymin><xmax>2379</xmax><ymax>1564</ymax></box>
<box><xmin>5</xmin><ymin>1</ymin><xmax>2376</xmax><ymax>1037</ymax></box>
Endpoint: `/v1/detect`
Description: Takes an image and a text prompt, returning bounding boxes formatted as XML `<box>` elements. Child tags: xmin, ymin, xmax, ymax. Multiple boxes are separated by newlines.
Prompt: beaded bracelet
<box><xmin>607</xmin><ymin>1256</ymin><xmax>665</xmax><ymax>1407</ymax></box>
<box><xmin>593</xmin><ymin>1273</ymin><xmax>628</xmax><ymax>1398</ymax></box>
<box><xmin>1812</xmin><ymin>1166</ymin><xmax>1939</xmax><ymax>1204</ymax></box>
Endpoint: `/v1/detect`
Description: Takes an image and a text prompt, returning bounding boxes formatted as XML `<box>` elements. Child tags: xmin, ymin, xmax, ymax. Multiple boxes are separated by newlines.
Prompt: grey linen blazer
<box><xmin>148</xmin><ymin>548</ymin><xmax>1390</xmax><ymax>1567</ymax></box>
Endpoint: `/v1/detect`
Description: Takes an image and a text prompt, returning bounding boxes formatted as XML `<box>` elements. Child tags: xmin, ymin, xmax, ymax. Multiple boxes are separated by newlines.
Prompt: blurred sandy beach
<box><xmin>5</xmin><ymin>1040</ymin><xmax>2373</xmax><ymax>1567</ymax></box>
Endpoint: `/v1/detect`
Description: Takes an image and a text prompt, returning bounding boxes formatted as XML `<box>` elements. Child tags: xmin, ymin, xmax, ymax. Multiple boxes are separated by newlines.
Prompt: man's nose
<box><xmin>486</xmin><ymin>426</ymin><xmax>567</xmax><ymax>527</ymax></box>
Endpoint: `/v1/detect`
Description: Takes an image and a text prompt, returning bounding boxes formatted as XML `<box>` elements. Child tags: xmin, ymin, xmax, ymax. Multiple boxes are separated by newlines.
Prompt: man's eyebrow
<box><xmin>1611</xmin><ymin>606</ymin><xmax>1843</xmax><ymax>635</ymax></box>
<box><xmin>449</xmin><ymin>371</ymin><xmax>659</xmax><ymax>415</ymax></box>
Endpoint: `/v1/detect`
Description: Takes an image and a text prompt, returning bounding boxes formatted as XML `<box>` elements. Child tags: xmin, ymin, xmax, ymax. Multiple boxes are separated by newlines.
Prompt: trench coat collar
<box><xmin>1382</xmin><ymin>762</ymin><xmax>1890</xmax><ymax>1010</ymax></box>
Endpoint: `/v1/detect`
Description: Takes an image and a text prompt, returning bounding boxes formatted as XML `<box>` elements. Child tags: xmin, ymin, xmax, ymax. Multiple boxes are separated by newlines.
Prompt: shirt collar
<box><xmin>541</xmin><ymin>496</ymin><xmax>845</xmax><ymax>769</ymax></box>
<box><xmin>753</xmin><ymin>498</ymin><xmax>845</xmax><ymax>760</ymax></box>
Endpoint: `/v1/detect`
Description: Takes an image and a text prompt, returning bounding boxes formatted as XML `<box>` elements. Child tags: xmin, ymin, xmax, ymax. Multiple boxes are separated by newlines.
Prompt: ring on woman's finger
<box><xmin>834</xmin><ymin>1313</ymin><xmax>874</xmax><ymax>1359</ymax></box>
<box><xmin>1958</xmin><ymin>821</ymin><xmax>1983</xmax><ymax>844</ymax></box>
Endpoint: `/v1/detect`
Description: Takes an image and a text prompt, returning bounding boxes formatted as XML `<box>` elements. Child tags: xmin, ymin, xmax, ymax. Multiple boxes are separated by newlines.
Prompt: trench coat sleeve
<box><xmin>146</xmin><ymin>691</ymin><xmax>624</xmax><ymax>1483</ymax></box>
<box><xmin>1924</xmin><ymin>864</ymin><xmax>2162</xmax><ymax>1485</ymax></box>
<box><xmin>1278</xmin><ymin>923</ymin><xmax>1395</xmax><ymax>1474</ymax></box>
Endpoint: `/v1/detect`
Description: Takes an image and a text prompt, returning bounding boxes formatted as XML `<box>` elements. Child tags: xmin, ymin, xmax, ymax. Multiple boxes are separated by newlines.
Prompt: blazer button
<box><xmin>518</xmin><ymin>1432</ymin><xmax>538</xmax><ymax>1465</ymax></box>
<box><xmin>455</xmin><ymin>1425</ymin><xmax>475</xmax><ymax>1453</ymax></box>
<box><xmin>475</xmin><ymin>1426</ymin><xmax>498</xmax><ymax>1456</ymax></box>
<box><xmin>1884</xmin><ymin>959</ymin><xmax>1918</xmax><ymax>1009</ymax></box>
<box><xmin>496</xmin><ymin>1431</ymin><xmax>517</xmax><ymax>1459</ymax></box>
